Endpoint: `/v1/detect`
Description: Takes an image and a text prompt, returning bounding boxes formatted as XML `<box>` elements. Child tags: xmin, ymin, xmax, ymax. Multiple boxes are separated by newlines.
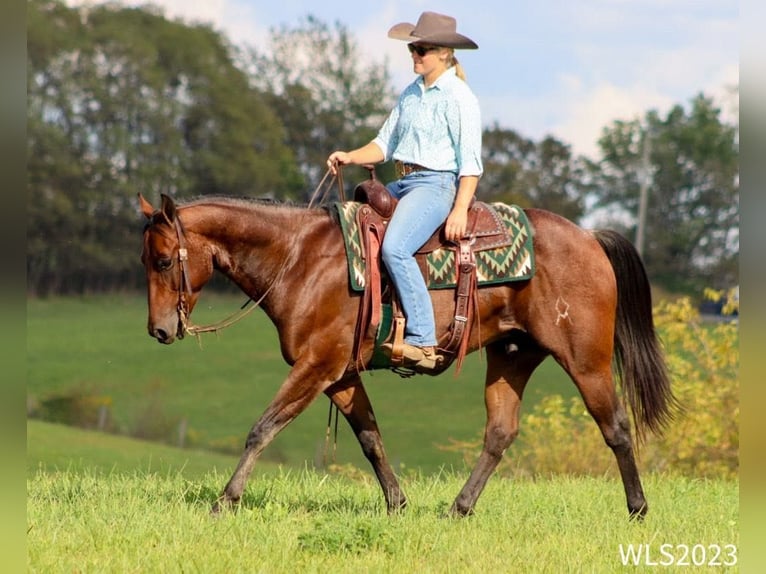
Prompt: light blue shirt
<box><xmin>373</xmin><ymin>67</ymin><xmax>483</xmax><ymax>178</ymax></box>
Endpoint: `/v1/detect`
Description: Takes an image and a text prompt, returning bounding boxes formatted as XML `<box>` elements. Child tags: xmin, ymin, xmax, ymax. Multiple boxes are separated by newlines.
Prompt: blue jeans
<box><xmin>382</xmin><ymin>171</ymin><xmax>457</xmax><ymax>346</ymax></box>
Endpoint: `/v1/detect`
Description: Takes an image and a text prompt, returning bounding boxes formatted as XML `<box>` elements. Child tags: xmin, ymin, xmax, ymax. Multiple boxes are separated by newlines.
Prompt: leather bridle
<box><xmin>151</xmin><ymin>209</ymin><xmax>264</xmax><ymax>339</ymax></box>
<box><xmin>171</xmin><ymin>216</ymin><xmax>194</xmax><ymax>338</ymax></box>
<box><xmin>151</xmin><ymin>167</ymin><xmax>344</xmax><ymax>341</ymax></box>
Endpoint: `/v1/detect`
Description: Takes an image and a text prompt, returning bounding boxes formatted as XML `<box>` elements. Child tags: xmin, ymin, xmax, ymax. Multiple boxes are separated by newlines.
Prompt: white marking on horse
<box><xmin>555</xmin><ymin>296</ymin><xmax>573</xmax><ymax>326</ymax></box>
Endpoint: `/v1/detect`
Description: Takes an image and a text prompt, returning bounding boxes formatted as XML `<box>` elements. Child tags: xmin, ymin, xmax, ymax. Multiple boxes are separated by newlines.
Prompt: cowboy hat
<box><xmin>388</xmin><ymin>11</ymin><xmax>478</xmax><ymax>49</ymax></box>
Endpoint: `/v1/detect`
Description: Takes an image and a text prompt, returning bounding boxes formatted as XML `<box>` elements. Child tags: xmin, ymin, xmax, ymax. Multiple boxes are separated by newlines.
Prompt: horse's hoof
<box><xmin>628</xmin><ymin>504</ymin><xmax>648</xmax><ymax>522</ymax></box>
<box><xmin>211</xmin><ymin>496</ymin><xmax>236</xmax><ymax>516</ymax></box>
<box><xmin>386</xmin><ymin>499</ymin><xmax>408</xmax><ymax>515</ymax></box>
<box><xmin>443</xmin><ymin>503</ymin><xmax>474</xmax><ymax>519</ymax></box>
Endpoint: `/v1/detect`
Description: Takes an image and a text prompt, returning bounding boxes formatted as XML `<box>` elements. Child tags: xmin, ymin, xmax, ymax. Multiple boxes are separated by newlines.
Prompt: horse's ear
<box><xmin>138</xmin><ymin>193</ymin><xmax>155</xmax><ymax>220</ymax></box>
<box><xmin>160</xmin><ymin>193</ymin><xmax>177</xmax><ymax>223</ymax></box>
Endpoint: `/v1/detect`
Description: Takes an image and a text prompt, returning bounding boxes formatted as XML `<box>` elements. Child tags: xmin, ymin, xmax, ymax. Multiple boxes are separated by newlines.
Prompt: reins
<box><xmin>309</xmin><ymin>163</ymin><xmax>345</xmax><ymax>206</ymax></box>
<box><xmin>169</xmin><ymin>167</ymin><xmax>346</xmax><ymax>341</ymax></box>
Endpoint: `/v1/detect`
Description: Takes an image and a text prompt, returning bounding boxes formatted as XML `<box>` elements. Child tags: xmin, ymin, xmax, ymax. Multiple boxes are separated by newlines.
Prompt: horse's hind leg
<box><xmin>325</xmin><ymin>376</ymin><xmax>407</xmax><ymax>513</ymax></box>
<box><xmin>450</xmin><ymin>341</ymin><xmax>545</xmax><ymax>517</ymax></box>
<box><xmin>570</xmin><ymin>369</ymin><xmax>648</xmax><ymax>518</ymax></box>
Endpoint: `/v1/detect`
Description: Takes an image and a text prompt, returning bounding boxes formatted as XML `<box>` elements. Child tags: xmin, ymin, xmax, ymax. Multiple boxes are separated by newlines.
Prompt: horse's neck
<box><xmin>182</xmin><ymin>201</ymin><xmax>317</xmax><ymax>293</ymax></box>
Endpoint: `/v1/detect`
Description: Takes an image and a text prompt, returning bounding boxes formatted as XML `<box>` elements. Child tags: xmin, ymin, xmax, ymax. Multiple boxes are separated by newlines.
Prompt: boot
<box><xmin>381</xmin><ymin>342</ymin><xmax>445</xmax><ymax>371</ymax></box>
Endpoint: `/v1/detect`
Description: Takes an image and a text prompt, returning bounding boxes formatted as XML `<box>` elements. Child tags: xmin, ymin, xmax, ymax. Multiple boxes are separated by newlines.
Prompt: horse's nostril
<box><xmin>154</xmin><ymin>328</ymin><xmax>169</xmax><ymax>342</ymax></box>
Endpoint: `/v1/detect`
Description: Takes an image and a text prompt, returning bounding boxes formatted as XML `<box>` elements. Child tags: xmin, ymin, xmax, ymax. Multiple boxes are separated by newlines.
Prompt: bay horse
<box><xmin>139</xmin><ymin>192</ymin><xmax>675</xmax><ymax>518</ymax></box>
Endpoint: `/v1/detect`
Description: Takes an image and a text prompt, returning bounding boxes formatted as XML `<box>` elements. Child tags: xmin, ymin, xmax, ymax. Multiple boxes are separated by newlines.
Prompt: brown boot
<box><xmin>381</xmin><ymin>343</ymin><xmax>444</xmax><ymax>371</ymax></box>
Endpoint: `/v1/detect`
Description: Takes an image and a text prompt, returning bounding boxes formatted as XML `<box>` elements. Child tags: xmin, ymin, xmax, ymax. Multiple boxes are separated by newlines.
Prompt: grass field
<box><xmin>27</xmin><ymin>424</ymin><xmax>739</xmax><ymax>573</ymax></box>
<box><xmin>26</xmin><ymin>295</ymin><xmax>742</xmax><ymax>572</ymax></box>
<box><xmin>27</xmin><ymin>294</ymin><xmax>576</xmax><ymax>473</ymax></box>
<box><xmin>27</xmin><ymin>400</ymin><xmax>739</xmax><ymax>572</ymax></box>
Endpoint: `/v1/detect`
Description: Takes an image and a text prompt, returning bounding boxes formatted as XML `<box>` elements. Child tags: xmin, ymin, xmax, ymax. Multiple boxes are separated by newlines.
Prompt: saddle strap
<box><xmin>354</xmin><ymin>206</ymin><xmax>385</xmax><ymax>368</ymax></box>
<box><xmin>389</xmin><ymin>308</ymin><xmax>407</xmax><ymax>367</ymax></box>
<box><xmin>440</xmin><ymin>239</ymin><xmax>477</xmax><ymax>374</ymax></box>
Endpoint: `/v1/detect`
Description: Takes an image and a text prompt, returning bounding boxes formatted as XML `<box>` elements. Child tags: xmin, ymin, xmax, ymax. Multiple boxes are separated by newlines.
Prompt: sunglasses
<box><xmin>407</xmin><ymin>43</ymin><xmax>440</xmax><ymax>57</ymax></box>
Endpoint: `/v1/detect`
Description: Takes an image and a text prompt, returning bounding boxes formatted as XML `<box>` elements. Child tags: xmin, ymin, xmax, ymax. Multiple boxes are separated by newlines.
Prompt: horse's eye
<box><xmin>156</xmin><ymin>257</ymin><xmax>173</xmax><ymax>271</ymax></box>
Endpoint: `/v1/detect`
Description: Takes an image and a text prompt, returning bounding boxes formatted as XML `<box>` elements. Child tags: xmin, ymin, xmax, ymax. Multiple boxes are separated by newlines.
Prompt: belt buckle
<box><xmin>396</xmin><ymin>161</ymin><xmax>416</xmax><ymax>179</ymax></box>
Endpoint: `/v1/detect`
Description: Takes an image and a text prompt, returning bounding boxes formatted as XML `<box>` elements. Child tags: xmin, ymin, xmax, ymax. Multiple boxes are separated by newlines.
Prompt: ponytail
<box><xmin>451</xmin><ymin>54</ymin><xmax>467</xmax><ymax>81</ymax></box>
<box><xmin>437</xmin><ymin>48</ymin><xmax>467</xmax><ymax>81</ymax></box>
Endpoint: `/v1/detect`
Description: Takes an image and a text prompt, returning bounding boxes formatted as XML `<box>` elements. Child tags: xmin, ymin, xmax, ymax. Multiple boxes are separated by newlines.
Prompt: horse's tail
<box><xmin>593</xmin><ymin>230</ymin><xmax>679</xmax><ymax>443</ymax></box>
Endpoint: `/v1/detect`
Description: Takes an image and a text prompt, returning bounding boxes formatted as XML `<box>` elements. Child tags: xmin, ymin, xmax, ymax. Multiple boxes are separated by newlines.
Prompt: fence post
<box><xmin>178</xmin><ymin>418</ymin><xmax>188</xmax><ymax>448</ymax></box>
<box><xmin>97</xmin><ymin>404</ymin><xmax>109</xmax><ymax>431</ymax></box>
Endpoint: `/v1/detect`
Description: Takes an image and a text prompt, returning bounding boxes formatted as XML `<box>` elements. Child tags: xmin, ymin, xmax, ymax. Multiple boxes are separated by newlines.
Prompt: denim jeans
<box><xmin>382</xmin><ymin>171</ymin><xmax>457</xmax><ymax>346</ymax></box>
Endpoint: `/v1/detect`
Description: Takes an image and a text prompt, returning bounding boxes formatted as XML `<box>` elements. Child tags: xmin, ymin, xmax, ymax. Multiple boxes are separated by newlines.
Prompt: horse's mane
<box><xmin>176</xmin><ymin>194</ymin><xmax>342</xmax><ymax>220</ymax></box>
<box><xmin>178</xmin><ymin>194</ymin><xmax>307</xmax><ymax>209</ymax></box>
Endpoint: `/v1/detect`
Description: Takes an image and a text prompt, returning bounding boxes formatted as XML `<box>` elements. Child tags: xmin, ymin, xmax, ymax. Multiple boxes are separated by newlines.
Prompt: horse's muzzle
<box><xmin>149</xmin><ymin>326</ymin><xmax>174</xmax><ymax>344</ymax></box>
<box><xmin>148</xmin><ymin>322</ymin><xmax>185</xmax><ymax>344</ymax></box>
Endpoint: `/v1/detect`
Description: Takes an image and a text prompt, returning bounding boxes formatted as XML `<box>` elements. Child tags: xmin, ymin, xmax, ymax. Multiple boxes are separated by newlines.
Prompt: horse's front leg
<box><xmin>325</xmin><ymin>375</ymin><xmax>407</xmax><ymax>513</ymax></box>
<box><xmin>212</xmin><ymin>358</ymin><xmax>341</xmax><ymax>513</ymax></box>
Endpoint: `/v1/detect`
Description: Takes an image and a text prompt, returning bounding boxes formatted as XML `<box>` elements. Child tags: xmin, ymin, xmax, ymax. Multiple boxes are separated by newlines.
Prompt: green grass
<box><xmin>26</xmin><ymin>405</ymin><xmax>739</xmax><ymax>572</ymax></box>
<box><xmin>27</xmin><ymin>466</ymin><xmax>738</xmax><ymax>573</ymax></box>
<box><xmin>27</xmin><ymin>294</ymin><xmax>575</xmax><ymax>472</ymax></box>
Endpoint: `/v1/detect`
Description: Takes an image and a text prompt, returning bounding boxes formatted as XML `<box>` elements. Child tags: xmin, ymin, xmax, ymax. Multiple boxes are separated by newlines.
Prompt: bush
<box><xmin>31</xmin><ymin>387</ymin><xmax>114</xmax><ymax>431</ymax></box>
<box><xmin>642</xmin><ymin>291</ymin><xmax>738</xmax><ymax>478</ymax></box>
<box><xmin>125</xmin><ymin>381</ymin><xmax>181</xmax><ymax>443</ymax></box>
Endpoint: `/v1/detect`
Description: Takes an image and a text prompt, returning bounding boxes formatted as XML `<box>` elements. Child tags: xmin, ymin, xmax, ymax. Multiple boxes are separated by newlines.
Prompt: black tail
<box><xmin>593</xmin><ymin>230</ymin><xmax>679</xmax><ymax>442</ymax></box>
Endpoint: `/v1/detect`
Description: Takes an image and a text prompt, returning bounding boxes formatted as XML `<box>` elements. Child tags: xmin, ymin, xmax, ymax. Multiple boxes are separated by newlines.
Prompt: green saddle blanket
<box><xmin>335</xmin><ymin>201</ymin><xmax>535</xmax><ymax>291</ymax></box>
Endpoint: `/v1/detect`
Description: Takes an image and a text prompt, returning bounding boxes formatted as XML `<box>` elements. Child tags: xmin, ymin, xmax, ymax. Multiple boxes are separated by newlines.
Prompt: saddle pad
<box><xmin>334</xmin><ymin>201</ymin><xmax>535</xmax><ymax>291</ymax></box>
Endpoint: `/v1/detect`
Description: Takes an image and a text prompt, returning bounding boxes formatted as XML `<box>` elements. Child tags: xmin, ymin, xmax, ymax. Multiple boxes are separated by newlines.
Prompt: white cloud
<box><xmin>156</xmin><ymin>0</ymin><xmax>225</xmax><ymax>23</ymax></box>
<box><xmin>556</xmin><ymin>82</ymin><xmax>673</xmax><ymax>158</ymax></box>
<box><xmin>61</xmin><ymin>0</ymin><xmax>737</xmax><ymax>160</ymax></box>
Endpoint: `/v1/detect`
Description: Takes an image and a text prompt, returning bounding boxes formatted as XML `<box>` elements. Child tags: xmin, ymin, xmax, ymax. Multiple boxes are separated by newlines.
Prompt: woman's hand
<box><xmin>445</xmin><ymin>206</ymin><xmax>469</xmax><ymax>242</ymax></box>
<box><xmin>327</xmin><ymin>151</ymin><xmax>352</xmax><ymax>175</ymax></box>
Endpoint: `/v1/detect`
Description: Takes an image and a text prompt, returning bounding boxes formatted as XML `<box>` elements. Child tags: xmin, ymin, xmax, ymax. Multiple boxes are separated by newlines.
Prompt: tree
<box><xmin>591</xmin><ymin>94</ymin><xmax>739</xmax><ymax>295</ymax></box>
<box><xmin>478</xmin><ymin>125</ymin><xmax>587</xmax><ymax>222</ymax></box>
<box><xmin>27</xmin><ymin>0</ymin><xmax>302</xmax><ymax>294</ymax></box>
<box><xmin>245</xmin><ymin>15</ymin><xmax>397</xmax><ymax>196</ymax></box>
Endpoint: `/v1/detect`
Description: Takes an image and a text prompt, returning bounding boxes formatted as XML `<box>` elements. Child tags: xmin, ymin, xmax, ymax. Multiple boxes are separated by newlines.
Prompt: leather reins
<box><xmin>164</xmin><ymin>168</ymin><xmax>346</xmax><ymax>340</ymax></box>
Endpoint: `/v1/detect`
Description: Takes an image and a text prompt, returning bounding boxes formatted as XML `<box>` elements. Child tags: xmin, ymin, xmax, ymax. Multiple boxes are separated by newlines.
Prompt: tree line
<box><xmin>27</xmin><ymin>0</ymin><xmax>738</xmax><ymax>297</ymax></box>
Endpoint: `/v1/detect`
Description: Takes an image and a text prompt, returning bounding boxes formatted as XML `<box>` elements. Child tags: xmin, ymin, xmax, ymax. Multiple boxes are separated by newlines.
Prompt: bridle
<box><xmin>152</xmin><ymin>167</ymin><xmax>345</xmax><ymax>341</ymax></box>
<box><xmin>170</xmin><ymin>216</ymin><xmax>195</xmax><ymax>337</ymax></box>
<box><xmin>151</xmin><ymin>209</ymin><xmax>264</xmax><ymax>340</ymax></box>
<box><xmin>173</xmin><ymin>217</ymin><xmax>276</xmax><ymax>340</ymax></box>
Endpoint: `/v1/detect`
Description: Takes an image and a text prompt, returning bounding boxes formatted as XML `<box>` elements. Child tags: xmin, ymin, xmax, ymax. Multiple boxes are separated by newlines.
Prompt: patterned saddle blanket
<box><xmin>335</xmin><ymin>201</ymin><xmax>535</xmax><ymax>291</ymax></box>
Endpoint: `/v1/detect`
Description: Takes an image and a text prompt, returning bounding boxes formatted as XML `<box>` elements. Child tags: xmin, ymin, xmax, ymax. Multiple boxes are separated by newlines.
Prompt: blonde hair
<box><xmin>451</xmin><ymin>54</ymin><xmax>466</xmax><ymax>81</ymax></box>
<box><xmin>434</xmin><ymin>47</ymin><xmax>467</xmax><ymax>81</ymax></box>
<box><xmin>441</xmin><ymin>48</ymin><xmax>466</xmax><ymax>81</ymax></box>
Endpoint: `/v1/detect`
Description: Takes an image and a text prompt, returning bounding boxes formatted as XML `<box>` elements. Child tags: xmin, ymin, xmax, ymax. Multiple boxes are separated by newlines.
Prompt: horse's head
<box><xmin>139</xmin><ymin>193</ymin><xmax>212</xmax><ymax>344</ymax></box>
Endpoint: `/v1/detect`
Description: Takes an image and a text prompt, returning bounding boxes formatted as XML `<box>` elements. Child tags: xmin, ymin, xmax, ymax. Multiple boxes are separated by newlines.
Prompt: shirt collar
<box><xmin>417</xmin><ymin>66</ymin><xmax>458</xmax><ymax>91</ymax></box>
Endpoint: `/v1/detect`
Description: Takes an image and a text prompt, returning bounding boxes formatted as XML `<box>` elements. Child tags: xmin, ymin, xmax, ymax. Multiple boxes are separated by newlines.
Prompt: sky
<box><xmin>65</xmin><ymin>0</ymin><xmax>738</xmax><ymax>159</ymax></box>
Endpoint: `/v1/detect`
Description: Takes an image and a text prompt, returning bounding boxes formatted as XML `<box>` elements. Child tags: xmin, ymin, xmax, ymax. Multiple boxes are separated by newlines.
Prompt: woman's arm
<box><xmin>327</xmin><ymin>141</ymin><xmax>385</xmax><ymax>175</ymax></box>
<box><xmin>445</xmin><ymin>175</ymin><xmax>479</xmax><ymax>241</ymax></box>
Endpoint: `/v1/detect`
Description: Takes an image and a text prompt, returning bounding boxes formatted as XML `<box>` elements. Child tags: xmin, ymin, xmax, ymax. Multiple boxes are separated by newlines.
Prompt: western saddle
<box><xmin>352</xmin><ymin>167</ymin><xmax>513</xmax><ymax>376</ymax></box>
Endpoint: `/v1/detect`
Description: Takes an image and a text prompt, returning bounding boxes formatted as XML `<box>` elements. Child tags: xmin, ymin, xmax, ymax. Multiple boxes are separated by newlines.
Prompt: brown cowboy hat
<box><xmin>388</xmin><ymin>11</ymin><xmax>478</xmax><ymax>49</ymax></box>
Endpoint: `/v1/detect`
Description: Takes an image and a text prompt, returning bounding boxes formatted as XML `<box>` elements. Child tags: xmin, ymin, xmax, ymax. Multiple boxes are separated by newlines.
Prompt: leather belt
<box><xmin>394</xmin><ymin>160</ymin><xmax>429</xmax><ymax>179</ymax></box>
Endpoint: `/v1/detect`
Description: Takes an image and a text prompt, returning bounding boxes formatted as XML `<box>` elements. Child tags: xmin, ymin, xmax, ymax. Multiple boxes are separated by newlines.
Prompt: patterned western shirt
<box><xmin>373</xmin><ymin>67</ymin><xmax>483</xmax><ymax>178</ymax></box>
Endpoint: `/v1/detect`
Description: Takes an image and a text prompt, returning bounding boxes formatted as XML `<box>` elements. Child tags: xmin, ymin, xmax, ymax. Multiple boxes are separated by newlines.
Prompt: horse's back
<box><xmin>525</xmin><ymin>207</ymin><xmax>616</xmax><ymax>289</ymax></box>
